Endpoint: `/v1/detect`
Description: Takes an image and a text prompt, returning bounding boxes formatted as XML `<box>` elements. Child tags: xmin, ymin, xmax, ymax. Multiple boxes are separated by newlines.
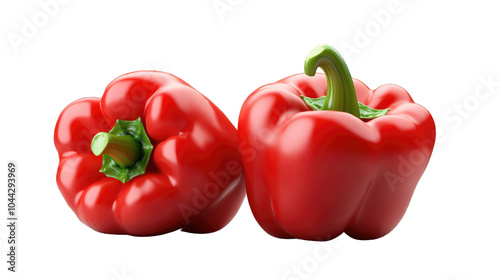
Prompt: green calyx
<box><xmin>302</xmin><ymin>44</ymin><xmax>389</xmax><ymax>120</ymax></box>
<box><xmin>91</xmin><ymin>117</ymin><xmax>153</xmax><ymax>183</ymax></box>
<box><xmin>301</xmin><ymin>96</ymin><xmax>390</xmax><ymax>120</ymax></box>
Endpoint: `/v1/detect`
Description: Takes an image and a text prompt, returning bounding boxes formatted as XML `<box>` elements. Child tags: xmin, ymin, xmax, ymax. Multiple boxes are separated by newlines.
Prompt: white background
<box><xmin>1</xmin><ymin>0</ymin><xmax>499</xmax><ymax>279</ymax></box>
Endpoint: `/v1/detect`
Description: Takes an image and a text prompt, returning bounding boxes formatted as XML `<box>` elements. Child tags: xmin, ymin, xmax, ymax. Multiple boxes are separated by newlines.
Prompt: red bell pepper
<box><xmin>238</xmin><ymin>45</ymin><xmax>435</xmax><ymax>241</ymax></box>
<box><xmin>54</xmin><ymin>71</ymin><xmax>245</xmax><ymax>236</ymax></box>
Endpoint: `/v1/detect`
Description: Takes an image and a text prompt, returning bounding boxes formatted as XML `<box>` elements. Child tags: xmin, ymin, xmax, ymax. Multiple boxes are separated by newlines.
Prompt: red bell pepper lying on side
<box><xmin>55</xmin><ymin>71</ymin><xmax>245</xmax><ymax>236</ymax></box>
<box><xmin>238</xmin><ymin>45</ymin><xmax>435</xmax><ymax>241</ymax></box>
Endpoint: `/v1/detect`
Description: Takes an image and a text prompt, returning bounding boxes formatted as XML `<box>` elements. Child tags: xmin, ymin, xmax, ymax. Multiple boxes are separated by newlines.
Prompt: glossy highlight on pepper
<box><xmin>54</xmin><ymin>71</ymin><xmax>246</xmax><ymax>236</ymax></box>
<box><xmin>238</xmin><ymin>44</ymin><xmax>436</xmax><ymax>241</ymax></box>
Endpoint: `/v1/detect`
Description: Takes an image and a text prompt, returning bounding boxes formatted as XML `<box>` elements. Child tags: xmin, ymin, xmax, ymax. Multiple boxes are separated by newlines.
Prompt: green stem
<box><xmin>304</xmin><ymin>45</ymin><xmax>360</xmax><ymax>117</ymax></box>
<box><xmin>91</xmin><ymin>132</ymin><xmax>141</xmax><ymax>168</ymax></box>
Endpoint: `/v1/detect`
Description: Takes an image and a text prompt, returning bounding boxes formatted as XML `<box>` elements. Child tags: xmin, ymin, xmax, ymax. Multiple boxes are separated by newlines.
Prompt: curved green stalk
<box><xmin>304</xmin><ymin>44</ymin><xmax>360</xmax><ymax>117</ymax></box>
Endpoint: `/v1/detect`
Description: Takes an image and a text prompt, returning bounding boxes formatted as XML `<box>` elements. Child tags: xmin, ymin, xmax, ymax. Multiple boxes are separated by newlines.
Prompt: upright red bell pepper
<box><xmin>238</xmin><ymin>45</ymin><xmax>435</xmax><ymax>241</ymax></box>
<box><xmin>55</xmin><ymin>71</ymin><xmax>245</xmax><ymax>236</ymax></box>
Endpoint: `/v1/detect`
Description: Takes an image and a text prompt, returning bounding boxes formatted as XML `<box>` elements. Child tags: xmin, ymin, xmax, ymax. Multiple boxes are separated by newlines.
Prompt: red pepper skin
<box><xmin>55</xmin><ymin>71</ymin><xmax>245</xmax><ymax>236</ymax></box>
<box><xmin>238</xmin><ymin>73</ymin><xmax>435</xmax><ymax>240</ymax></box>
